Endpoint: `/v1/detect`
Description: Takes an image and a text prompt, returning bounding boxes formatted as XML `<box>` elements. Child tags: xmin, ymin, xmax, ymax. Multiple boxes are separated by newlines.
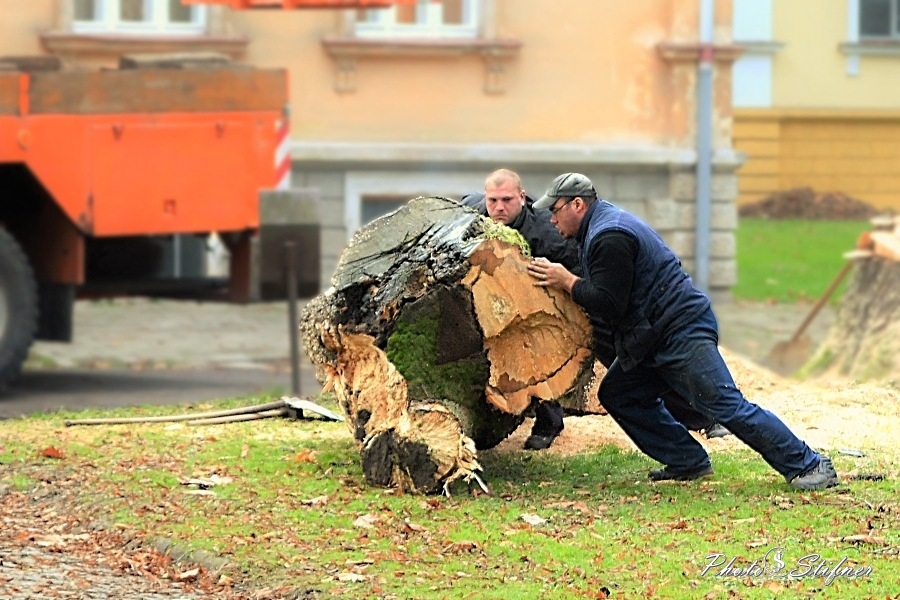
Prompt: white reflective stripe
<box><xmin>275</xmin><ymin>119</ymin><xmax>291</xmax><ymax>190</ymax></box>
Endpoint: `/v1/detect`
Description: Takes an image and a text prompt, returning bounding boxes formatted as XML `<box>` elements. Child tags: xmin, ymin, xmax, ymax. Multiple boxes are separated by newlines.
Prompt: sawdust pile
<box><xmin>494</xmin><ymin>347</ymin><xmax>900</xmax><ymax>462</ymax></box>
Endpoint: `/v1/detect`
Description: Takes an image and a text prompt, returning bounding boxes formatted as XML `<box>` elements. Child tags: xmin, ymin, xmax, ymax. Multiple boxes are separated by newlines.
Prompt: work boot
<box><xmin>524</xmin><ymin>401</ymin><xmax>564</xmax><ymax>451</ymax></box>
<box><xmin>649</xmin><ymin>465</ymin><xmax>714</xmax><ymax>482</ymax></box>
<box><xmin>789</xmin><ymin>456</ymin><xmax>839</xmax><ymax>490</ymax></box>
<box><xmin>704</xmin><ymin>423</ymin><xmax>731</xmax><ymax>439</ymax></box>
<box><xmin>524</xmin><ymin>434</ymin><xmax>557</xmax><ymax>450</ymax></box>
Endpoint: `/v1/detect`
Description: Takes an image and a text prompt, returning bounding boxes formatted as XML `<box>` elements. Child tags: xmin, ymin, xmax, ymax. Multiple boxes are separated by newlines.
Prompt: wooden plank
<box><xmin>733</xmin><ymin>120</ymin><xmax>780</xmax><ymax>140</ymax></box>
<box><xmin>0</xmin><ymin>73</ymin><xmax>19</xmax><ymax>114</ymax></box>
<box><xmin>28</xmin><ymin>69</ymin><xmax>287</xmax><ymax>114</ymax></box>
<box><xmin>0</xmin><ymin>55</ymin><xmax>62</xmax><ymax>72</ymax></box>
<box><xmin>737</xmin><ymin>158</ymin><xmax>780</xmax><ymax>175</ymax></box>
<box><xmin>734</xmin><ymin>139</ymin><xmax>780</xmax><ymax>158</ymax></box>
<box><xmin>118</xmin><ymin>52</ymin><xmax>234</xmax><ymax>70</ymax></box>
<box><xmin>738</xmin><ymin>175</ymin><xmax>780</xmax><ymax>191</ymax></box>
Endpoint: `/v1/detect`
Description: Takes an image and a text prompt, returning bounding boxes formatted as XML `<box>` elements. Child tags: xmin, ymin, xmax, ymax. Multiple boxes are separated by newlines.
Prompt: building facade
<box><xmin>733</xmin><ymin>0</ymin><xmax>900</xmax><ymax>210</ymax></box>
<box><xmin>3</xmin><ymin>0</ymin><xmax>742</xmax><ymax>298</ymax></box>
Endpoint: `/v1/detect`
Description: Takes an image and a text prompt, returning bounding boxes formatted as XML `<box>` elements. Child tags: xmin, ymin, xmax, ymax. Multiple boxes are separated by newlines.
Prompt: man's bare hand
<box><xmin>527</xmin><ymin>257</ymin><xmax>579</xmax><ymax>293</ymax></box>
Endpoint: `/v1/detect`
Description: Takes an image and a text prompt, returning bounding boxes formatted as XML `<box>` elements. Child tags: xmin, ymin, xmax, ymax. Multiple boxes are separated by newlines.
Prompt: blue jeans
<box><xmin>598</xmin><ymin>306</ymin><xmax>820</xmax><ymax>480</ymax></box>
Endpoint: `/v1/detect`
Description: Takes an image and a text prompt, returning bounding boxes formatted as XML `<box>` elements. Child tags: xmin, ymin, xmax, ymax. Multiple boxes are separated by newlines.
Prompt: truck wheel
<box><xmin>0</xmin><ymin>229</ymin><xmax>38</xmax><ymax>389</ymax></box>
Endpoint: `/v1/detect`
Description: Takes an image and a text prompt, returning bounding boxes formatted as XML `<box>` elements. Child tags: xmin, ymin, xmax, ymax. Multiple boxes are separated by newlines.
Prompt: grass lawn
<box><xmin>2</xmin><ymin>218</ymin><xmax>893</xmax><ymax>599</ymax></box>
<box><xmin>733</xmin><ymin>219</ymin><xmax>870</xmax><ymax>304</ymax></box>
<box><xmin>1</xmin><ymin>400</ymin><xmax>897</xmax><ymax>599</ymax></box>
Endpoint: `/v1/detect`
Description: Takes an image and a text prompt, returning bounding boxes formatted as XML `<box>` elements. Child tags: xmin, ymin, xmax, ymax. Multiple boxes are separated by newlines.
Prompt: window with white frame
<box><xmin>354</xmin><ymin>0</ymin><xmax>479</xmax><ymax>39</ymax></box>
<box><xmin>73</xmin><ymin>0</ymin><xmax>206</xmax><ymax>35</ymax></box>
<box><xmin>859</xmin><ymin>0</ymin><xmax>900</xmax><ymax>38</ymax></box>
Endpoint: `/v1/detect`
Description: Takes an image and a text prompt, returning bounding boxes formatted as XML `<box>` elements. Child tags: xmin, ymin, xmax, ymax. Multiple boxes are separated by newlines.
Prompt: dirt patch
<box><xmin>739</xmin><ymin>187</ymin><xmax>883</xmax><ymax>220</ymax></box>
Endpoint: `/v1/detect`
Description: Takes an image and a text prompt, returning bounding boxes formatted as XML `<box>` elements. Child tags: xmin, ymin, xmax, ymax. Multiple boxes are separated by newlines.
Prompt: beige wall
<box><xmin>233</xmin><ymin>0</ymin><xmax>734</xmax><ymax>148</ymax></box>
<box><xmin>773</xmin><ymin>0</ymin><xmax>900</xmax><ymax>108</ymax></box>
<box><xmin>734</xmin><ymin>0</ymin><xmax>900</xmax><ymax>209</ymax></box>
<box><xmin>0</xmin><ymin>0</ymin><xmax>55</xmax><ymax>55</ymax></box>
<box><xmin>0</xmin><ymin>1</ymin><xmax>737</xmax><ymax>150</ymax></box>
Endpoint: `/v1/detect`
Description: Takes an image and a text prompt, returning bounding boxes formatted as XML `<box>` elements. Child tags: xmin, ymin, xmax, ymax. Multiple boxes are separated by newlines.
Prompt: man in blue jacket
<box><xmin>527</xmin><ymin>172</ymin><xmax>838</xmax><ymax>490</ymax></box>
<box><xmin>463</xmin><ymin>169</ymin><xmax>728</xmax><ymax>451</ymax></box>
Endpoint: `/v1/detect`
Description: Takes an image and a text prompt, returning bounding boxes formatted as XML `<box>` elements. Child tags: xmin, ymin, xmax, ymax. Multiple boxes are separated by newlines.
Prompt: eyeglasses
<box><xmin>549</xmin><ymin>198</ymin><xmax>574</xmax><ymax>215</ymax></box>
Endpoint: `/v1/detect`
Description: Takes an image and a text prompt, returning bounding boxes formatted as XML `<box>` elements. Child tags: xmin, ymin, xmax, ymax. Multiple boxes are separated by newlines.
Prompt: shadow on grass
<box><xmin>474</xmin><ymin>443</ymin><xmax>801</xmax><ymax>504</ymax></box>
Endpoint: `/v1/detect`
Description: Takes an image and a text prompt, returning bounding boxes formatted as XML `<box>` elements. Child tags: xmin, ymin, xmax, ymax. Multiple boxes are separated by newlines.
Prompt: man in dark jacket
<box><xmin>527</xmin><ymin>172</ymin><xmax>838</xmax><ymax>490</ymax></box>
<box><xmin>461</xmin><ymin>169</ymin><xmax>579</xmax><ymax>450</ymax></box>
<box><xmin>462</xmin><ymin>169</ymin><xmax>727</xmax><ymax>451</ymax></box>
<box><xmin>462</xmin><ymin>169</ymin><xmax>582</xmax><ymax>274</ymax></box>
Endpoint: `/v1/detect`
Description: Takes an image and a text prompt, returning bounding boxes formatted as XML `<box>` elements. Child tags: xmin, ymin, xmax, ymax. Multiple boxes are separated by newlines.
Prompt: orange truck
<box><xmin>0</xmin><ymin>0</ymin><xmax>414</xmax><ymax>388</ymax></box>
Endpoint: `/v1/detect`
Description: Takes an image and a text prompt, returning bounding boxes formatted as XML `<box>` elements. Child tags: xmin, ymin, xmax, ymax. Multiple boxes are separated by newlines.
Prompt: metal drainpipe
<box><xmin>695</xmin><ymin>0</ymin><xmax>715</xmax><ymax>293</ymax></box>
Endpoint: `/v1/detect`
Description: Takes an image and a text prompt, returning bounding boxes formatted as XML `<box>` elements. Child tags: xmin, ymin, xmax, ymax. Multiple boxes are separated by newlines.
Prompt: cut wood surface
<box><xmin>806</xmin><ymin>255</ymin><xmax>900</xmax><ymax>381</ymax></box>
<box><xmin>301</xmin><ymin>196</ymin><xmax>598</xmax><ymax>493</ymax></box>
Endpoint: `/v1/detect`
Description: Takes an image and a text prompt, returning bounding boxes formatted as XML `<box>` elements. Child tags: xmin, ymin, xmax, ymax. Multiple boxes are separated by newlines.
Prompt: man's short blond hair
<box><xmin>484</xmin><ymin>168</ymin><xmax>523</xmax><ymax>192</ymax></box>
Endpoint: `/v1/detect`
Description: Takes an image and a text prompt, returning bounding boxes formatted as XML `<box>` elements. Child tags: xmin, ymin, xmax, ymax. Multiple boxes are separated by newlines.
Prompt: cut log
<box><xmin>300</xmin><ymin>196</ymin><xmax>600</xmax><ymax>493</ymax></box>
<box><xmin>805</xmin><ymin>256</ymin><xmax>900</xmax><ymax>381</ymax></box>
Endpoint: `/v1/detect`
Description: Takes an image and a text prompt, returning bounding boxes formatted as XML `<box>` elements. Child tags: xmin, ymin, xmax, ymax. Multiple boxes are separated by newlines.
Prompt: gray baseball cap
<box><xmin>534</xmin><ymin>173</ymin><xmax>597</xmax><ymax>209</ymax></box>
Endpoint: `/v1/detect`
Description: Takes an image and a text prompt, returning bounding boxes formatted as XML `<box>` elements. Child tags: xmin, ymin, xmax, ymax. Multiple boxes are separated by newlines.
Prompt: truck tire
<box><xmin>0</xmin><ymin>229</ymin><xmax>38</xmax><ymax>390</ymax></box>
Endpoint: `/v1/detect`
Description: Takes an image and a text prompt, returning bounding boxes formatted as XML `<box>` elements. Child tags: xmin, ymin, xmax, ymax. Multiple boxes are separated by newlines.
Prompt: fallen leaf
<box><xmin>827</xmin><ymin>534</ymin><xmax>885</xmax><ymax>545</ymax></box>
<box><xmin>39</xmin><ymin>447</ymin><xmax>65</xmax><ymax>459</ymax></box>
<box><xmin>301</xmin><ymin>495</ymin><xmax>328</xmax><ymax>507</ymax></box>
<box><xmin>521</xmin><ymin>514</ymin><xmax>547</xmax><ymax>526</ymax></box>
<box><xmin>353</xmin><ymin>514</ymin><xmax>379</xmax><ymax>529</ymax></box>
<box><xmin>291</xmin><ymin>449</ymin><xmax>317</xmax><ymax>463</ymax></box>
<box><xmin>178</xmin><ymin>567</ymin><xmax>200</xmax><ymax>581</ymax></box>
<box><xmin>442</xmin><ymin>541</ymin><xmax>480</xmax><ymax>554</ymax></box>
<box><xmin>179</xmin><ymin>475</ymin><xmax>233</xmax><ymax>489</ymax></box>
<box><xmin>337</xmin><ymin>572</ymin><xmax>367</xmax><ymax>582</ymax></box>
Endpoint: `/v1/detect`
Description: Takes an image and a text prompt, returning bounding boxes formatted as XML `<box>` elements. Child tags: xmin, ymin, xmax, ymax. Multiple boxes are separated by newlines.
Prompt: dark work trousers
<box><xmin>595</xmin><ymin>326</ymin><xmax>715</xmax><ymax>433</ymax></box>
<box><xmin>661</xmin><ymin>392</ymin><xmax>715</xmax><ymax>431</ymax></box>
<box><xmin>599</xmin><ymin>306</ymin><xmax>821</xmax><ymax>480</ymax></box>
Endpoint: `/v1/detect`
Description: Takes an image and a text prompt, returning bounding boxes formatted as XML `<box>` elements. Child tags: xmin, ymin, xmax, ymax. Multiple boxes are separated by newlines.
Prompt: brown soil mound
<box><xmin>739</xmin><ymin>187</ymin><xmax>882</xmax><ymax>220</ymax></box>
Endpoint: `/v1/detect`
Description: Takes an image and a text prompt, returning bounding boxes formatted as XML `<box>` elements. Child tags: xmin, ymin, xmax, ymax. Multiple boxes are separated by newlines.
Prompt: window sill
<box><xmin>40</xmin><ymin>31</ymin><xmax>250</xmax><ymax>59</ymax></box>
<box><xmin>840</xmin><ymin>40</ymin><xmax>900</xmax><ymax>56</ymax></box>
<box><xmin>734</xmin><ymin>40</ymin><xmax>785</xmax><ymax>55</ymax></box>
<box><xmin>656</xmin><ymin>42</ymin><xmax>743</xmax><ymax>63</ymax></box>
<box><xmin>320</xmin><ymin>36</ymin><xmax>521</xmax><ymax>94</ymax></box>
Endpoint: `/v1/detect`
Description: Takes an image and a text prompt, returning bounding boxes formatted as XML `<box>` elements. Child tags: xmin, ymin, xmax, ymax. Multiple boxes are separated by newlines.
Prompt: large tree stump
<box><xmin>301</xmin><ymin>197</ymin><xmax>600</xmax><ymax>494</ymax></box>
<box><xmin>807</xmin><ymin>255</ymin><xmax>900</xmax><ymax>381</ymax></box>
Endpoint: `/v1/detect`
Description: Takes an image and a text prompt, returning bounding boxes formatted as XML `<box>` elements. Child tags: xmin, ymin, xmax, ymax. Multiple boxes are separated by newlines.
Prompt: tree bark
<box><xmin>806</xmin><ymin>256</ymin><xmax>900</xmax><ymax>381</ymax></box>
<box><xmin>300</xmin><ymin>197</ymin><xmax>599</xmax><ymax>494</ymax></box>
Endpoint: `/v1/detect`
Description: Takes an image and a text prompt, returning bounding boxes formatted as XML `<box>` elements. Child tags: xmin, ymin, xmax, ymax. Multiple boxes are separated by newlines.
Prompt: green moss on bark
<box><xmin>385</xmin><ymin>311</ymin><xmax>488</xmax><ymax>412</ymax></box>
<box><xmin>480</xmin><ymin>217</ymin><xmax>531</xmax><ymax>257</ymax></box>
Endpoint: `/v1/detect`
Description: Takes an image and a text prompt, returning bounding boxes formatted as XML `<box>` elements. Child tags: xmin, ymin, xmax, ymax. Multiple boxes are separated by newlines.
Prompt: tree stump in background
<box><xmin>808</xmin><ymin>256</ymin><xmax>900</xmax><ymax>381</ymax></box>
<box><xmin>300</xmin><ymin>197</ymin><xmax>600</xmax><ymax>494</ymax></box>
